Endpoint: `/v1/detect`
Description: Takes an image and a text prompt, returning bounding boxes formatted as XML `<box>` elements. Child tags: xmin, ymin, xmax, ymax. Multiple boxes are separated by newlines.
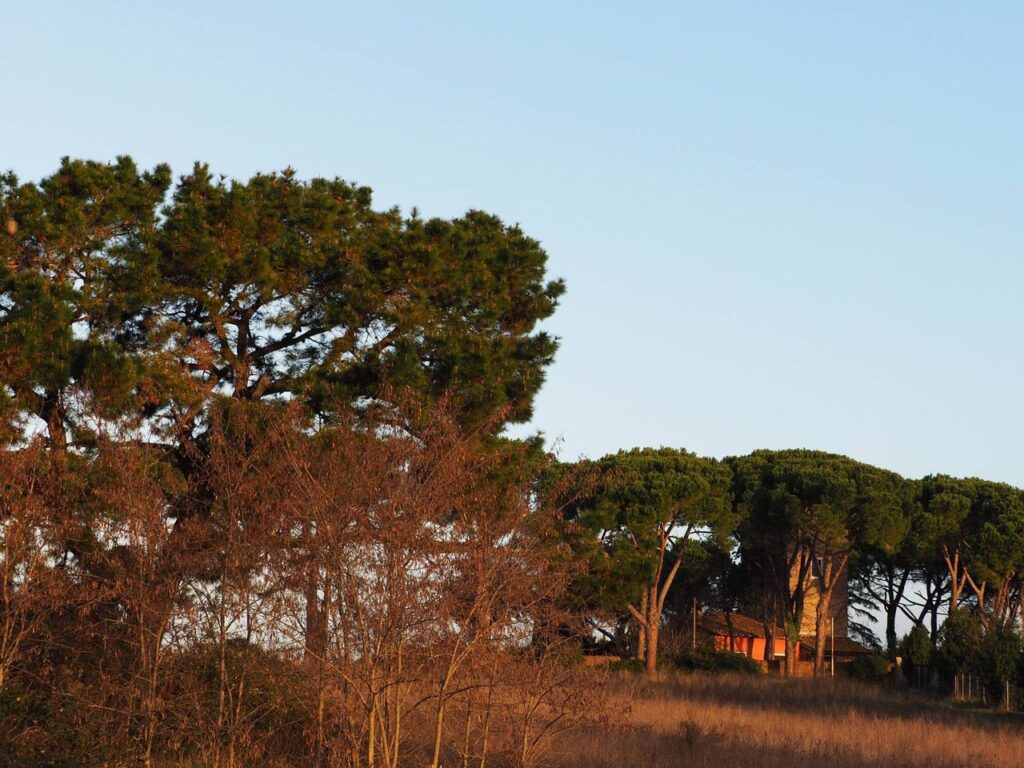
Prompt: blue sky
<box><xmin>5</xmin><ymin>2</ymin><xmax>1024</xmax><ymax>486</ymax></box>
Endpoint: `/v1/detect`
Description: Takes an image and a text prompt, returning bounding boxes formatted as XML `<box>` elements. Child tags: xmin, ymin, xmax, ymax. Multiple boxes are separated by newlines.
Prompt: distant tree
<box><xmin>845</xmin><ymin>554</ymin><xmax>885</xmax><ymax>653</ymax></box>
<box><xmin>963</xmin><ymin>483</ymin><xmax>1024</xmax><ymax>628</ymax></box>
<box><xmin>906</xmin><ymin>570</ymin><xmax>951</xmax><ymax>641</ymax></box>
<box><xmin>728</xmin><ymin>450</ymin><xmax>908</xmax><ymax>676</ymax></box>
<box><xmin>918</xmin><ymin>476</ymin><xmax>1024</xmax><ymax>628</ymax></box>
<box><xmin>897</xmin><ymin>502</ymin><xmax>953</xmax><ymax>642</ymax></box>
<box><xmin>557</xmin><ymin>448</ymin><xmax>736</xmax><ymax>674</ymax></box>
<box><xmin>851</xmin><ymin>479</ymin><xmax>924</xmax><ymax>658</ymax></box>
<box><xmin>917</xmin><ymin>476</ymin><xmax>974</xmax><ymax>612</ymax></box>
<box><xmin>661</xmin><ymin>538</ymin><xmax>739</xmax><ymax>627</ymax></box>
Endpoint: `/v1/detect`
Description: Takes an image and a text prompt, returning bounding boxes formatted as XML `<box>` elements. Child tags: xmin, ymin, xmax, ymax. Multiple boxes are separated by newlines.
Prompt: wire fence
<box><xmin>902</xmin><ymin>667</ymin><xmax>1021</xmax><ymax>711</ymax></box>
<box><xmin>950</xmin><ymin>672</ymin><xmax>1022</xmax><ymax>710</ymax></box>
<box><xmin>952</xmin><ymin>672</ymin><xmax>989</xmax><ymax>705</ymax></box>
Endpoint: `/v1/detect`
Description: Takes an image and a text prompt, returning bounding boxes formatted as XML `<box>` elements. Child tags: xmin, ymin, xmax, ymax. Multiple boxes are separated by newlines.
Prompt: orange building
<box><xmin>703</xmin><ymin>611</ymin><xmax>789</xmax><ymax>662</ymax></box>
<box><xmin>703</xmin><ymin>610</ymin><xmax>872</xmax><ymax>670</ymax></box>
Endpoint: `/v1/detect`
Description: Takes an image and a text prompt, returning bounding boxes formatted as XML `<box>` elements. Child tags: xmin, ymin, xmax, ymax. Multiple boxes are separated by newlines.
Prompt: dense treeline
<box><xmin>3</xmin><ymin>158</ymin><xmax>1024</xmax><ymax>765</ymax></box>
<box><xmin>555</xmin><ymin>447</ymin><xmax>1024</xmax><ymax>688</ymax></box>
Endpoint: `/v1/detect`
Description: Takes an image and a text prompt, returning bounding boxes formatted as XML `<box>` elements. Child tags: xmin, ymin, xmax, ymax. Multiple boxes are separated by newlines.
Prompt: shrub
<box><xmin>900</xmin><ymin>625</ymin><xmax>931</xmax><ymax>667</ymax></box>
<box><xmin>899</xmin><ymin>625</ymin><xmax>932</xmax><ymax>685</ymax></box>
<box><xmin>847</xmin><ymin>654</ymin><xmax>890</xmax><ymax>683</ymax></box>
<box><xmin>934</xmin><ymin>609</ymin><xmax>982</xmax><ymax>677</ymax></box>
<box><xmin>978</xmin><ymin>622</ymin><xmax>1022</xmax><ymax>702</ymax></box>
<box><xmin>674</xmin><ymin>646</ymin><xmax>761</xmax><ymax>675</ymax></box>
<box><xmin>609</xmin><ymin>655</ymin><xmax>694</xmax><ymax>674</ymax></box>
<box><xmin>0</xmin><ymin>678</ymin><xmax>102</xmax><ymax>768</ymax></box>
<box><xmin>608</xmin><ymin>658</ymin><xmax>646</xmax><ymax>674</ymax></box>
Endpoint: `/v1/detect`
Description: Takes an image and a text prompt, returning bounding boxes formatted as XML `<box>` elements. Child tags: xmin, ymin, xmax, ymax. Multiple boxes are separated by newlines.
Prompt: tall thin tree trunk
<box><xmin>315</xmin><ymin>683</ymin><xmax>325</xmax><ymax>768</ymax></box>
<box><xmin>885</xmin><ymin>568</ymin><xmax>909</xmax><ymax>659</ymax></box>
<box><xmin>430</xmin><ymin>697</ymin><xmax>447</xmax><ymax>768</ymax></box>
<box><xmin>633</xmin><ymin>589</ymin><xmax>648</xmax><ymax>661</ymax></box>
<box><xmin>885</xmin><ymin>604</ymin><xmax>899</xmax><ymax>659</ymax></box>
<box><xmin>784</xmin><ymin>614</ymin><xmax>800</xmax><ymax>677</ymax></box>
<box><xmin>216</xmin><ymin>597</ymin><xmax>228</xmax><ymax>768</ymax></box>
<box><xmin>478</xmin><ymin>655</ymin><xmax>497</xmax><ymax>768</ymax></box>
<box><xmin>387</xmin><ymin>642</ymin><xmax>404</xmax><ymax>768</ymax></box>
<box><xmin>813</xmin><ymin>590</ymin><xmax>832</xmax><ymax>676</ymax></box>
<box><xmin>645</xmin><ymin>585</ymin><xmax>659</xmax><ymax>674</ymax></box>
<box><xmin>461</xmin><ymin>698</ymin><xmax>473</xmax><ymax>768</ymax></box>
<box><xmin>367</xmin><ymin>692</ymin><xmax>377</xmax><ymax>768</ymax></box>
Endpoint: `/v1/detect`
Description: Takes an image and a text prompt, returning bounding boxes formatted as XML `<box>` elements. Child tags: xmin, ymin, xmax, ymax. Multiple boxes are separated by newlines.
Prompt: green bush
<box><xmin>900</xmin><ymin>625</ymin><xmax>931</xmax><ymax>667</ymax></box>
<box><xmin>608</xmin><ymin>656</ymin><xmax>686</xmax><ymax>674</ymax></box>
<box><xmin>978</xmin><ymin>622</ymin><xmax>1023</xmax><ymax>701</ymax></box>
<box><xmin>674</xmin><ymin>646</ymin><xmax>761</xmax><ymax>675</ymax></box>
<box><xmin>934</xmin><ymin>608</ymin><xmax>983</xmax><ymax>677</ymax></box>
<box><xmin>608</xmin><ymin>658</ymin><xmax>646</xmax><ymax>674</ymax></box>
<box><xmin>847</xmin><ymin>654</ymin><xmax>890</xmax><ymax>683</ymax></box>
<box><xmin>0</xmin><ymin>679</ymin><xmax>102</xmax><ymax>768</ymax></box>
<box><xmin>899</xmin><ymin>624</ymin><xmax>932</xmax><ymax>684</ymax></box>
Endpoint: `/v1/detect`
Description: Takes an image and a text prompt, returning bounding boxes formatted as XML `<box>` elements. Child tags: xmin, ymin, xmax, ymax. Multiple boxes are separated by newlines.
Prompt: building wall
<box><xmin>713</xmin><ymin>634</ymin><xmax>787</xmax><ymax>661</ymax></box>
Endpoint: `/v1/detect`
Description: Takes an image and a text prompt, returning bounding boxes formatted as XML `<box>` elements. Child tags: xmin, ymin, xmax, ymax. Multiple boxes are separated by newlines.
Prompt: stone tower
<box><xmin>790</xmin><ymin>553</ymin><xmax>849</xmax><ymax>639</ymax></box>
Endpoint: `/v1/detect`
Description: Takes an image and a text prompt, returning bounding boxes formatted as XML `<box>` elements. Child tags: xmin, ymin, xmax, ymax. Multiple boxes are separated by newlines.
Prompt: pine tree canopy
<box><xmin>0</xmin><ymin>158</ymin><xmax>565</xmax><ymax>447</ymax></box>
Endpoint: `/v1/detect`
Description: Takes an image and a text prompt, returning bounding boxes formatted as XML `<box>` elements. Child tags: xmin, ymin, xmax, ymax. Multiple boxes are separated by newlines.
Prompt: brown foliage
<box><xmin>0</xmin><ymin>400</ymin><xmax>595</xmax><ymax>768</ymax></box>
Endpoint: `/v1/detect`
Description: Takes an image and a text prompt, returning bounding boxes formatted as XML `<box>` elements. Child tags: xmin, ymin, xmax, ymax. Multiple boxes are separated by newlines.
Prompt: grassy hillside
<box><xmin>553</xmin><ymin>673</ymin><xmax>1024</xmax><ymax>768</ymax></box>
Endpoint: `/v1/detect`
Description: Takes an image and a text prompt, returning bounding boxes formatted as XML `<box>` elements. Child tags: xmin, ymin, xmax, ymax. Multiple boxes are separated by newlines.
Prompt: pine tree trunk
<box><xmin>645</xmin><ymin>585</ymin><xmax>659</xmax><ymax>674</ymax></box>
<box><xmin>633</xmin><ymin>589</ymin><xmax>648</xmax><ymax>661</ymax></box>
<box><xmin>784</xmin><ymin>616</ymin><xmax>800</xmax><ymax>676</ymax></box>
<box><xmin>813</xmin><ymin>592</ymin><xmax>832</xmax><ymax>676</ymax></box>
<box><xmin>885</xmin><ymin>603</ymin><xmax>898</xmax><ymax>660</ymax></box>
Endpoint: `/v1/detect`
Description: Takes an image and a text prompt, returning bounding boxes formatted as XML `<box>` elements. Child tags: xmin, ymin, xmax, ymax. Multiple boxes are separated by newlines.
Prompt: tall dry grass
<box><xmin>553</xmin><ymin>672</ymin><xmax>1024</xmax><ymax>768</ymax></box>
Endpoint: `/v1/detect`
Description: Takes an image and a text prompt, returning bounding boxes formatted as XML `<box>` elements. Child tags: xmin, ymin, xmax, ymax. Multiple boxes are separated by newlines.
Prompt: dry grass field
<box><xmin>551</xmin><ymin>673</ymin><xmax>1024</xmax><ymax>768</ymax></box>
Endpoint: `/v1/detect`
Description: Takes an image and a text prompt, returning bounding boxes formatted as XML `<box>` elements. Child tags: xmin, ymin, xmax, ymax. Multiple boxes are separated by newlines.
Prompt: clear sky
<box><xmin>5</xmin><ymin>2</ymin><xmax>1024</xmax><ymax>486</ymax></box>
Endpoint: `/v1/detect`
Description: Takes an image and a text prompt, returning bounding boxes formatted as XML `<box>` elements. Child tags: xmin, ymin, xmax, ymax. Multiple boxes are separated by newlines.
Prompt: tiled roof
<box><xmin>701</xmin><ymin>612</ymin><xmax>869</xmax><ymax>655</ymax></box>
<box><xmin>701</xmin><ymin>611</ymin><xmax>784</xmax><ymax>637</ymax></box>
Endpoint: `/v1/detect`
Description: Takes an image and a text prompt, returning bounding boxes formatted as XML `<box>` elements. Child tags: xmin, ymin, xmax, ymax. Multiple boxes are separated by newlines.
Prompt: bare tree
<box><xmin>0</xmin><ymin>443</ymin><xmax>62</xmax><ymax>691</ymax></box>
<box><xmin>86</xmin><ymin>439</ymin><xmax>192</xmax><ymax>768</ymax></box>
